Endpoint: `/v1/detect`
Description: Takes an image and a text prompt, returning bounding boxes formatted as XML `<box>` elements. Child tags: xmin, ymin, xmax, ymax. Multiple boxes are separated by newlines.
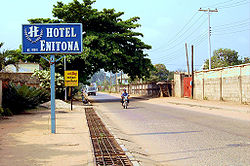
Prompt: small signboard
<box><xmin>22</xmin><ymin>23</ymin><xmax>82</xmax><ymax>54</ymax></box>
<box><xmin>65</xmin><ymin>70</ymin><xmax>78</xmax><ymax>87</ymax></box>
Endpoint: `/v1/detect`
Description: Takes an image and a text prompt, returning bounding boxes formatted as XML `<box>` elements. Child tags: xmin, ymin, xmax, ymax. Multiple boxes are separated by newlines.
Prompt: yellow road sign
<box><xmin>64</xmin><ymin>70</ymin><xmax>78</xmax><ymax>87</ymax></box>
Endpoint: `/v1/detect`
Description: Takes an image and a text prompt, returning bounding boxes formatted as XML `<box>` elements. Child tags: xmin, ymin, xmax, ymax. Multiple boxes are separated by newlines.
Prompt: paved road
<box><xmin>89</xmin><ymin>93</ymin><xmax>250</xmax><ymax>166</ymax></box>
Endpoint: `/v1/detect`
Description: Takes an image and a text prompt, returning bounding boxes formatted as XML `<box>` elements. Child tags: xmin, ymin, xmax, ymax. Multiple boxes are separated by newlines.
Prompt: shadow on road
<box><xmin>89</xmin><ymin>97</ymin><xmax>150</xmax><ymax>104</ymax></box>
<box><xmin>129</xmin><ymin>130</ymin><xmax>201</xmax><ymax>136</ymax></box>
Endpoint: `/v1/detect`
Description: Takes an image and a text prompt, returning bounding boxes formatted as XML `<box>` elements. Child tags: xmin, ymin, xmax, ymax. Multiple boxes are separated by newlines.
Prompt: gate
<box><xmin>183</xmin><ymin>77</ymin><xmax>192</xmax><ymax>97</ymax></box>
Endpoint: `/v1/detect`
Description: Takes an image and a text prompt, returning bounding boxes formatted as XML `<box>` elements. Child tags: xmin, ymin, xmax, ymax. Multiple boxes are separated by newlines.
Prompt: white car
<box><xmin>86</xmin><ymin>86</ymin><xmax>97</xmax><ymax>96</ymax></box>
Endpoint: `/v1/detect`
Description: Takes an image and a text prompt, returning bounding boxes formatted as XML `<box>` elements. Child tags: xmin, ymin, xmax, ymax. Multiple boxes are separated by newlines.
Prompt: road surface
<box><xmin>89</xmin><ymin>93</ymin><xmax>250</xmax><ymax>166</ymax></box>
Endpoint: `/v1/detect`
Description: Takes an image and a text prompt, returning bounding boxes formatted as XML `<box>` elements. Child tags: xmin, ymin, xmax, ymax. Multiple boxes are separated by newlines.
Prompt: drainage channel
<box><xmin>85</xmin><ymin>107</ymin><xmax>133</xmax><ymax>166</ymax></box>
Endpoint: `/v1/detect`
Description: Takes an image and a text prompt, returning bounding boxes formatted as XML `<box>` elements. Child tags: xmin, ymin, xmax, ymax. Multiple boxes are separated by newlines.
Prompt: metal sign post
<box><xmin>50</xmin><ymin>55</ymin><xmax>56</xmax><ymax>133</ymax></box>
<box><xmin>64</xmin><ymin>70</ymin><xmax>79</xmax><ymax>111</ymax></box>
<box><xmin>22</xmin><ymin>23</ymin><xmax>82</xmax><ymax>133</ymax></box>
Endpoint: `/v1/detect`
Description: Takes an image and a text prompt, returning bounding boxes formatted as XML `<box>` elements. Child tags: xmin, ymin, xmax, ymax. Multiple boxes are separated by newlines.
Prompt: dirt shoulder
<box><xmin>101</xmin><ymin>92</ymin><xmax>250</xmax><ymax>121</ymax></box>
<box><xmin>0</xmin><ymin>104</ymin><xmax>93</xmax><ymax>166</ymax></box>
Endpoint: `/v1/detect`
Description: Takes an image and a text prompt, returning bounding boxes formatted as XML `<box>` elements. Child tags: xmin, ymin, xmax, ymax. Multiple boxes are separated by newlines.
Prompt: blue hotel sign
<box><xmin>22</xmin><ymin>23</ymin><xmax>83</xmax><ymax>54</ymax></box>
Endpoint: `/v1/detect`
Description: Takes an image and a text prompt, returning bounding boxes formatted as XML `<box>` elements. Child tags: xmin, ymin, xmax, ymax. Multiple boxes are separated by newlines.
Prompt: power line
<box><xmin>150</xmin><ymin>13</ymin><xmax>205</xmax><ymax>53</ymax></box>
<box><xmin>152</xmin><ymin>16</ymin><xmax>207</xmax><ymax>54</ymax></box>
<box><xmin>152</xmin><ymin>31</ymin><xmax>206</xmax><ymax>62</ymax></box>
<box><xmin>213</xmin><ymin>21</ymin><xmax>250</xmax><ymax>30</ymax></box>
<box><xmin>164</xmin><ymin>13</ymin><xmax>204</xmax><ymax>47</ymax></box>
<box><xmin>193</xmin><ymin>34</ymin><xmax>207</xmax><ymax>46</ymax></box>
<box><xmin>203</xmin><ymin>0</ymin><xmax>249</xmax><ymax>8</ymax></box>
<box><xmin>151</xmin><ymin>28</ymin><xmax>208</xmax><ymax>63</ymax></box>
<box><xmin>207</xmin><ymin>0</ymin><xmax>239</xmax><ymax>7</ymax></box>
<box><xmin>216</xmin><ymin>0</ymin><xmax>250</xmax><ymax>8</ymax></box>
<box><xmin>151</xmin><ymin>50</ymin><xmax>184</xmax><ymax>63</ymax></box>
<box><xmin>150</xmin><ymin>12</ymin><xmax>199</xmax><ymax>52</ymax></box>
<box><xmin>213</xmin><ymin>18</ymin><xmax>250</xmax><ymax>27</ymax></box>
<box><xmin>152</xmin><ymin>51</ymin><xmax>184</xmax><ymax>63</ymax></box>
<box><xmin>212</xmin><ymin>28</ymin><xmax>250</xmax><ymax>35</ymax></box>
<box><xmin>151</xmin><ymin>47</ymin><xmax>183</xmax><ymax>61</ymax></box>
<box><xmin>213</xmin><ymin>24</ymin><xmax>250</xmax><ymax>32</ymax></box>
<box><xmin>196</xmin><ymin>37</ymin><xmax>208</xmax><ymax>47</ymax></box>
<box><xmin>165</xmin><ymin>12</ymin><xmax>200</xmax><ymax>45</ymax></box>
<box><xmin>190</xmin><ymin>30</ymin><xmax>208</xmax><ymax>44</ymax></box>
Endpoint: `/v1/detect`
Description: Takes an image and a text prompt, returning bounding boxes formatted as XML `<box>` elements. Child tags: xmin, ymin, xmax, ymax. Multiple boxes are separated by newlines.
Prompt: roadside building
<box><xmin>0</xmin><ymin>62</ymin><xmax>42</xmax><ymax>88</ymax></box>
<box><xmin>3</xmin><ymin>62</ymin><xmax>42</xmax><ymax>73</ymax></box>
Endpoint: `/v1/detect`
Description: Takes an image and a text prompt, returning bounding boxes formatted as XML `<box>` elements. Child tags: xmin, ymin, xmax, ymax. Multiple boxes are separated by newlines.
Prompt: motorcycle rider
<box><xmin>121</xmin><ymin>89</ymin><xmax>129</xmax><ymax>105</ymax></box>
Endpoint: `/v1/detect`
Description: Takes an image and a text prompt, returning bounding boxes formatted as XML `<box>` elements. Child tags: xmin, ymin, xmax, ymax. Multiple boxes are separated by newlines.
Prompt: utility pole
<box><xmin>110</xmin><ymin>72</ymin><xmax>112</xmax><ymax>93</ymax></box>
<box><xmin>191</xmin><ymin>45</ymin><xmax>194</xmax><ymax>99</ymax></box>
<box><xmin>185</xmin><ymin>43</ymin><xmax>190</xmax><ymax>76</ymax></box>
<box><xmin>120</xmin><ymin>71</ymin><xmax>123</xmax><ymax>86</ymax></box>
<box><xmin>116</xmin><ymin>72</ymin><xmax>118</xmax><ymax>92</ymax></box>
<box><xmin>198</xmin><ymin>8</ymin><xmax>218</xmax><ymax>70</ymax></box>
<box><xmin>104</xmin><ymin>72</ymin><xmax>106</xmax><ymax>91</ymax></box>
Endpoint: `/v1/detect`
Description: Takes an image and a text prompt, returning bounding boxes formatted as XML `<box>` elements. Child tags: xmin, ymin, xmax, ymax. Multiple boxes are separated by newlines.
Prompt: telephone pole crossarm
<box><xmin>198</xmin><ymin>8</ymin><xmax>218</xmax><ymax>12</ymax></box>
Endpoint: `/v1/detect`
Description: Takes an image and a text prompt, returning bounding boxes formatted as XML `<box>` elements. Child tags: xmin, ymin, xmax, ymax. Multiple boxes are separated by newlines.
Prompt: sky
<box><xmin>0</xmin><ymin>0</ymin><xmax>249</xmax><ymax>71</ymax></box>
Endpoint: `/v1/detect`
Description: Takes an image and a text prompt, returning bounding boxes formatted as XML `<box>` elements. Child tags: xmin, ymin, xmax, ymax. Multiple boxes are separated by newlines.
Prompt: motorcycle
<box><xmin>122</xmin><ymin>95</ymin><xmax>129</xmax><ymax>109</ymax></box>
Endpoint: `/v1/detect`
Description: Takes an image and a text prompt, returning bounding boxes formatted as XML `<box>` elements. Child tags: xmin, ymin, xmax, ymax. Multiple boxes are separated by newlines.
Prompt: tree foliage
<box><xmin>203</xmin><ymin>48</ymin><xmax>245</xmax><ymax>69</ymax></box>
<box><xmin>0</xmin><ymin>44</ymin><xmax>50</xmax><ymax>72</ymax></box>
<box><xmin>32</xmin><ymin>70</ymin><xmax>65</xmax><ymax>99</ymax></box>
<box><xmin>26</xmin><ymin>0</ymin><xmax>153</xmax><ymax>82</ymax></box>
<box><xmin>0</xmin><ymin>43</ymin><xmax>20</xmax><ymax>71</ymax></box>
<box><xmin>146</xmin><ymin>64</ymin><xmax>170</xmax><ymax>82</ymax></box>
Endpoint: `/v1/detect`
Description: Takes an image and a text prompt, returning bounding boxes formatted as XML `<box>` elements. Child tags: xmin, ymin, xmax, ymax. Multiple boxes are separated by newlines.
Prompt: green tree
<box><xmin>27</xmin><ymin>0</ymin><xmax>153</xmax><ymax>83</ymax></box>
<box><xmin>0</xmin><ymin>43</ymin><xmax>20</xmax><ymax>71</ymax></box>
<box><xmin>242</xmin><ymin>57</ymin><xmax>250</xmax><ymax>64</ymax></box>
<box><xmin>203</xmin><ymin>48</ymin><xmax>242</xmax><ymax>69</ymax></box>
<box><xmin>146</xmin><ymin>64</ymin><xmax>169</xmax><ymax>82</ymax></box>
<box><xmin>0</xmin><ymin>42</ymin><xmax>4</xmax><ymax>70</ymax></box>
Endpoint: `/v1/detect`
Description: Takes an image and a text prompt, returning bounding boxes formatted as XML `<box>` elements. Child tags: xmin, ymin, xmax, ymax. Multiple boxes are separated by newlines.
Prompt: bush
<box><xmin>32</xmin><ymin>70</ymin><xmax>65</xmax><ymax>99</ymax></box>
<box><xmin>2</xmin><ymin>83</ymin><xmax>50</xmax><ymax>114</ymax></box>
<box><xmin>0</xmin><ymin>107</ymin><xmax>13</xmax><ymax>116</ymax></box>
<box><xmin>0</xmin><ymin>107</ymin><xmax>3</xmax><ymax>116</ymax></box>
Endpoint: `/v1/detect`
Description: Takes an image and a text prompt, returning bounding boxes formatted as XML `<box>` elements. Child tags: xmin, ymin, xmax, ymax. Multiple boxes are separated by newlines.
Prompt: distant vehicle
<box><xmin>86</xmin><ymin>86</ymin><xmax>97</xmax><ymax>96</ymax></box>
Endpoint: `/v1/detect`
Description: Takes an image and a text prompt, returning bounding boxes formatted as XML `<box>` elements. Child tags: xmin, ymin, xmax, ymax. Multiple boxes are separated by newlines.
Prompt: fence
<box><xmin>118</xmin><ymin>81</ymin><xmax>174</xmax><ymax>97</ymax></box>
<box><xmin>119</xmin><ymin>83</ymin><xmax>160</xmax><ymax>96</ymax></box>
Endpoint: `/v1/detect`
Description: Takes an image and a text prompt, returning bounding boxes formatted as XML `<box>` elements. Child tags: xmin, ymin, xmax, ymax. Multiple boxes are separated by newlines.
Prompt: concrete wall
<box><xmin>193</xmin><ymin>63</ymin><xmax>250</xmax><ymax>103</ymax></box>
<box><xmin>174</xmin><ymin>73</ymin><xmax>189</xmax><ymax>97</ymax></box>
<box><xmin>174</xmin><ymin>73</ymin><xmax>182</xmax><ymax>97</ymax></box>
<box><xmin>203</xmin><ymin>70</ymin><xmax>221</xmax><ymax>101</ymax></box>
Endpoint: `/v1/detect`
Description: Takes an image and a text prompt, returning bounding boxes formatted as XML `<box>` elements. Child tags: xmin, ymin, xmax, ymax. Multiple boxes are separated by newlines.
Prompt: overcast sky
<box><xmin>0</xmin><ymin>0</ymin><xmax>249</xmax><ymax>71</ymax></box>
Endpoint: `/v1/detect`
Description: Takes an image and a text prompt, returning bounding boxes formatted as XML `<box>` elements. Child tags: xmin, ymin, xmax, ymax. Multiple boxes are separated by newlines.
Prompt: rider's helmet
<box><xmin>123</xmin><ymin>89</ymin><xmax>126</xmax><ymax>92</ymax></box>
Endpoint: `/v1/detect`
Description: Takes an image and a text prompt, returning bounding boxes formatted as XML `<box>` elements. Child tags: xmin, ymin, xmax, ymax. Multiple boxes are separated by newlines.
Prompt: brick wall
<box><xmin>0</xmin><ymin>72</ymin><xmax>40</xmax><ymax>87</ymax></box>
